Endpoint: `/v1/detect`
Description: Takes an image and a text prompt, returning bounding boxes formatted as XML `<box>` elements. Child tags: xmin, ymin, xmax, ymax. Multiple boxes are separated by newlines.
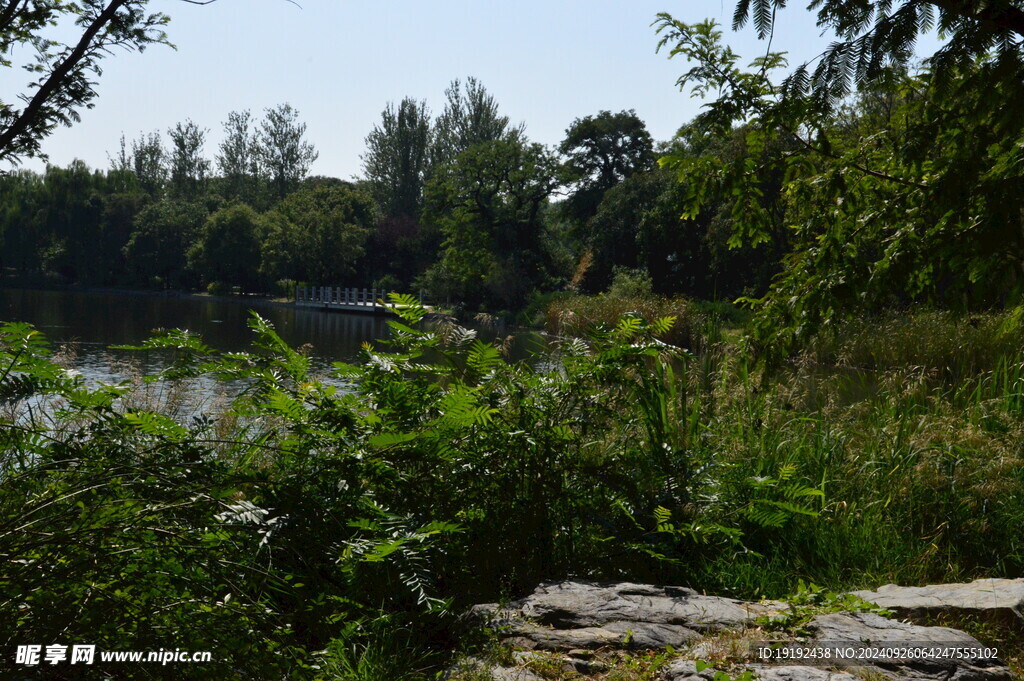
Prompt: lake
<box><xmin>0</xmin><ymin>288</ymin><xmax>548</xmax><ymax>391</ymax></box>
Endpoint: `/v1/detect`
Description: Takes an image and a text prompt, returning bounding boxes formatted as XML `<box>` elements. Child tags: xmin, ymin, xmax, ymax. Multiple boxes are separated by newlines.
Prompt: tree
<box><xmin>256</xmin><ymin>103</ymin><xmax>318</xmax><ymax>199</ymax></box>
<box><xmin>168</xmin><ymin>119</ymin><xmax>210</xmax><ymax>200</ymax></box>
<box><xmin>423</xmin><ymin>139</ymin><xmax>558</xmax><ymax>309</ymax></box>
<box><xmin>362</xmin><ymin>97</ymin><xmax>432</xmax><ymax>218</ymax></box>
<box><xmin>559</xmin><ymin>110</ymin><xmax>655</xmax><ymax>225</ymax></box>
<box><xmin>720</xmin><ymin>0</ymin><xmax>1024</xmax><ymax>111</ymax></box>
<box><xmin>0</xmin><ymin>1</ymin><xmax>219</xmax><ymax>165</ymax></box>
<box><xmin>188</xmin><ymin>204</ymin><xmax>262</xmax><ymax>290</ymax></box>
<box><xmin>131</xmin><ymin>131</ymin><xmax>167</xmax><ymax>196</ymax></box>
<box><xmin>260</xmin><ymin>181</ymin><xmax>374</xmax><ymax>284</ymax></box>
<box><xmin>653</xmin><ymin>4</ymin><xmax>1024</xmax><ymax>357</ymax></box>
<box><xmin>216</xmin><ymin>110</ymin><xmax>263</xmax><ymax>204</ymax></box>
<box><xmin>430</xmin><ymin>78</ymin><xmax>524</xmax><ymax>171</ymax></box>
<box><xmin>122</xmin><ymin>199</ymin><xmax>207</xmax><ymax>287</ymax></box>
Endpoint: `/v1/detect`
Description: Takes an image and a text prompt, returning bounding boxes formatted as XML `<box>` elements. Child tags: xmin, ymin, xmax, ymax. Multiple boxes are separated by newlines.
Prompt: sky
<box><xmin>7</xmin><ymin>1</ymin><xmax>940</xmax><ymax>180</ymax></box>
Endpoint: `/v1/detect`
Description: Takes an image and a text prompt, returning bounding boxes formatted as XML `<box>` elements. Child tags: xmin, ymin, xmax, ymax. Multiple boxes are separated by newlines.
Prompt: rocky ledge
<box><xmin>455</xmin><ymin>579</ymin><xmax>1022</xmax><ymax>681</ymax></box>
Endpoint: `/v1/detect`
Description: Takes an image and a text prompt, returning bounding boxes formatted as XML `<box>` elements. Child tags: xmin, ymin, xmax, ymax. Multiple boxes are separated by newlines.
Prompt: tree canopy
<box><xmin>654</xmin><ymin>1</ymin><xmax>1024</xmax><ymax>356</ymax></box>
<box><xmin>0</xmin><ymin>0</ymin><xmax>222</xmax><ymax>165</ymax></box>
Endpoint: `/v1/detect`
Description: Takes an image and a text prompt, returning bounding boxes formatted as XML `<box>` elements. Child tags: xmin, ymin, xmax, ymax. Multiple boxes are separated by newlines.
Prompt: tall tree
<box><xmin>216</xmin><ymin>110</ymin><xmax>263</xmax><ymax>204</ymax></box>
<box><xmin>559</xmin><ymin>109</ymin><xmax>655</xmax><ymax>226</ymax></box>
<box><xmin>0</xmin><ymin>1</ymin><xmax>220</xmax><ymax>165</ymax></box>
<box><xmin>167</xmin><ymin>119</ymin><xmax>209</xmax><ymax>200</ymax></box>
<box><xmin>255</xmin><ymin>103</ymin><xmax>318</xmax><ymax>199</ymax></box>
<box><xmin>430</xmin><ymin>77</ymin><xmax>524</xmax><ymax>170</ymax></box>
<box><xmin>362</xmin><ymin>97</ymin><xmax>432</xmax><ymax>218</ymax></box>
<box><xmin>130</xmin><ymin>131</ymin><xmax>167</xmax><ymax>196</ymax></box>
<box><xmin>423</xmin><ymin>139</ymin><xmax>558</xmax><ymax>309</ymax></box>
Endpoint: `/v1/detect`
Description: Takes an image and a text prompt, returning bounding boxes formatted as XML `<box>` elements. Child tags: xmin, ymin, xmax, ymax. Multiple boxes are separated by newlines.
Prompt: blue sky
<box><xmin>11</xmin><ymin>1</ymin><xmax>939</xmax><ymax>179</ymax></box>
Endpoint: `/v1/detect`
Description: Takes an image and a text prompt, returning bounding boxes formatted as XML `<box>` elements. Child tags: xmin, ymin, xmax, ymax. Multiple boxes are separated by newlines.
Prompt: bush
<box><xmin>607</xmin><ymin>266</ymin><xmax>653</xmax><ymax>299</ymax></box>
<box><xmin>206</xmin><ymin>280</ymin><xmax>229</xmax><ymax>295</ymax></box>
<box><xmin>276</xmin><ymin>278</ymin><xmax>297</xmax><ymax>300</ymax></box>
<box><xmin>545</xmin><ymin>293</ymin><xmax>704</xmax><ymax>348</ymax></box>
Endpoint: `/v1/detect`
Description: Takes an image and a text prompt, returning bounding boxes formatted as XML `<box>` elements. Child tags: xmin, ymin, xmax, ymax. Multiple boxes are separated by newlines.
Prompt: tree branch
<box><xmin>925</xmin><ymin>0</ymin><xmax>1024</xmax><ymax>39</ymax></box>
<box><xmin>0</xmin><ymin>0</ymin><xmax>130</xmax><ymax>158</ymax></box>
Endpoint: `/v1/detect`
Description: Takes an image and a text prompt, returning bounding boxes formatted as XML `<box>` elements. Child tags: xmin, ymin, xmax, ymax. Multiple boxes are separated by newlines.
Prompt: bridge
<box><xmin>294</xmin><ymin>286</ymin><xmax>406</xmax><ymax>314</ymax></box>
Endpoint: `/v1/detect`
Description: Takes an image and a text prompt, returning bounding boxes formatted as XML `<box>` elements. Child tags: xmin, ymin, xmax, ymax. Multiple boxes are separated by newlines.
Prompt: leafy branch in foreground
<box><xmin>655</xmin><ymin>8</ymin><xmax>1024</xmax><ymax>361</ymax></box>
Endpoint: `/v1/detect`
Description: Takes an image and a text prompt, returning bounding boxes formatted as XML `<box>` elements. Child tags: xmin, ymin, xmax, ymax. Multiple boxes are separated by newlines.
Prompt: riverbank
<box><xmin>4</xmin><ymin>300</ymin><xmax>1024</xmax><ymax>680</ymax></box>
<box><xmin>1</xmin><ymin>281</ymin><xmax>295</xmax><ymax>308</ymax></box>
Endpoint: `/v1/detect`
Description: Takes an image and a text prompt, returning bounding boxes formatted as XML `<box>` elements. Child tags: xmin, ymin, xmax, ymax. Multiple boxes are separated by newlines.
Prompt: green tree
<box><xmin>168</xmin><ymin>119</ymin><xmax>210</xmax><ymax>200</ymax></box>
<box><xmin>123</xmin><ymin>199</ymin><xmax>207</xmax><ymax>287</ymax></box>
<box><xmin>256</xmin><ymin>103</ymin><xmax>318</xmax><ymax>199</ymax></box>
<box><xmin>423</xmin><ymin>139</ymin><xmax>558</xmax><ymax>309</ymax></box>
<box><xmin>188</xmin><ymin>204</ymin><xmax>262</xmax><ymax>290</ymax></box>
<box><xmin>131</xmin><ymin>131</ymin><xmax>167</xmax><ymax>196</ymax></box>
<box><xmin>430</xmin><ymin>77</ymin><xmax>524</xmax><ymax>171</ymax></box>
<box><xmin>362</xmin><ymin>97</ymin><xmax>432</xmax><ymax>218</ymax></box>
<box><xmin>260</xmin><ymin>180</ymin><xmax>374</xmax><ymax>283</ymax></box>
<box><xmin>654</xmin><ymin>5</ymin><xmax>1024</xmax><ymax>356</ymax></box>
<box><xmin>216</xmin><ymin>109</ymin><xmax>264</xmax><ymax>205</ymax></box>
<box><xmin>559</xmin><ymin>109</ymin><xmax>655</xmax><ymax>225</ymax></box>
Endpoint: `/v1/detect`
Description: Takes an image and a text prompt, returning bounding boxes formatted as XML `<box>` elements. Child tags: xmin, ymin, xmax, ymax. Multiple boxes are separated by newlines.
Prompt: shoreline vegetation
<box><xmin>3</xmin><ymin>0</ymin><xmax>1024</xmax><ymax>678</ymax></box>
<box><xmin>3</xmin><ymin>299</ymin><xmax>1022</xmax><ymax>679</ymax></box>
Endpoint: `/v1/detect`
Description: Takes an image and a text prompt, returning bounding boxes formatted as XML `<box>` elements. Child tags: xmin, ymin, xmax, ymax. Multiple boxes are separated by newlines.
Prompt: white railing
<box><xmin>295</xmin><ymin>286</ymin><xmax>389</xmax><ymax>310</ymax></box>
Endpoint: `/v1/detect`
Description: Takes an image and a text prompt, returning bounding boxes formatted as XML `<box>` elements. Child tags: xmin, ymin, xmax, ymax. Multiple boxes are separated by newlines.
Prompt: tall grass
<box><xmin>4</xmin><ymin>306</ymin><xmax>1024</xmax><ymax>678</ymax></box>
<box><xmin>688</xmin><ymin>314</ymin><xmax>1024</xmax><ymax>596</ymax></box>
<box><xmin>545</xmin><ymin>294</ymin><xmax>703</xmax><ymax>348</ymax></box>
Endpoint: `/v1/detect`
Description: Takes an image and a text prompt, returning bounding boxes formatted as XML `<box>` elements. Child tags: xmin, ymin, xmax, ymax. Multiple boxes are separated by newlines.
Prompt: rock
<box><xmin>664</xmin><ymin>660</ymin><xmax>860</xmax><ymax>681</ymax></box>
<box><xmin>478</xmin><ymin>580</ymin><xmax>780</xmax><ymax>634</ymax></box>
<box><xmin>850</xmin><ymin>578</ymin><xmax>1024</xmax><ymax>625</ymax></box>
<box><xmin>445</xmin><ymin>657</ymin><xmax>545</xmax><ymax>681</ymax></box>
<box><xmin>507</xmin><ymin>619</ymin><xmax>700</xmax><ymax>651</ymax></box>
<box><xmin>804</xmin><ymin>612</ymin><xmax>1012</xmax><ymax>681</ymax></box>
<box><xmin>468</xmin><ymin>580</ymin><xmax>1016</xmax><ymax>681</ymax></box>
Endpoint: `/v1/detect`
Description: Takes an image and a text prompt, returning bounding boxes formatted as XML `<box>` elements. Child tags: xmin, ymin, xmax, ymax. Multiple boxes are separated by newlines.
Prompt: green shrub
<box><xmin>545</xmin><ymin>293</ymin><xmax>703</xmax><ymax>348</ymax></box>
<box><xmin>274</xmin><ymin>278</ymin><xmax>297</xmax><ymax>299</ymax></box>
<box><xmin>206</xmin><ymin>280</ymin><xmax>229</xmax><ymax>295</ymax></box>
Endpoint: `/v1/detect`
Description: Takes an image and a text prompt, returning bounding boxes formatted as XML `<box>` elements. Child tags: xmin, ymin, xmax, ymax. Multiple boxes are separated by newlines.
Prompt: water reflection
<box><xmin>0</xmin><ymin>288</ymin><xmax>551</xmax><ymax>391</ymax></box>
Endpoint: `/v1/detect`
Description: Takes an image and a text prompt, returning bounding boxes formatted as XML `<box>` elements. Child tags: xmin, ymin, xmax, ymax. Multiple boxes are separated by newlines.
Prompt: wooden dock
<box><xmin>295</xmin><ymin>286</ymin><xmax>391</xmax><ymax>314</ymax></box>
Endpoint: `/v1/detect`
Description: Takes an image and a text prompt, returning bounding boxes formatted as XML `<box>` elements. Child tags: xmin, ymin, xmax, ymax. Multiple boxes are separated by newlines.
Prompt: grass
<box><xmin>544</xmin><ymin>293</ymin><xmax>708</xmax><ymax>348</ymax></box>
<box><xmin>6</xmin><ymin>304</ymin><xmax>1024</xmax><ymax>679</ymax></box>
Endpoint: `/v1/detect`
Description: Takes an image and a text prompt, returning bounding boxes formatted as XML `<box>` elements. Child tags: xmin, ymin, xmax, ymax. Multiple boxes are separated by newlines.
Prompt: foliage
<box><xmin>216</xmin><ymin>109</ymin><xmax>265</xmax><ymax>205</ymax></box>
<box><xmin>559</xmin><ymin>109</ymin><xmax>655</xmax><ymax>226</ymax></box>
<box><xmin>363</xmin><ymin>97</ymin><xmax>433</xmax><ymax>219</ymax></box>
<box><xmin>430</xmin><ymin>77</ymin><xmax>525</xmax><ymax>171</ymax></box>
<box><xmin>122</xmin><ymin>198</ymin><xmax>208</xmax><ymax>287</ymax></box>
<box><xmin>756</xmin><ymin>581</ymin><xmax>892</xmax><ymax>635</ymax></box>
<box><xmin>256</xmin><ymin>103</ymin><xmax>319</xmax><ymax>199</ymax></box>
<box><xmin>188</xmin><ymin>203</ymin><xmax>263</xmax><ymax>291</ymax></box>
<box><xmin>168</xmin><ymin>119</ymin><xmax>211</xmax><ymax>200</ymax></box>
<box><xmin>0</xmin><ymin>0</ymin><xmax>183</xmax><ymax>164</ymax></box>
<box><xmin>131</xmin><ymin>130</ymin><xmax>169</xmax><ymax>195</ymax></box>
<box><xmin>546</xmin><ymin>294</ymin><xmax>705</xmax><ymax>349</ymax></box>
<box><xmin>422</xmin><ymin>138</ymin><xmax>558</xmax><ymax>310</ymax></box>
<box><xmin>608</xmin><ymin>267</ymin><xmax>654</xmax><ymax>299</ymax></box>
<box><xmin>260</xmin><ymin>180</ymin><xmax>375</xmax><ymax>284</ymax></box>
<box><xmin>654</xmin><ymin>5</ymin><xmax>1024</xmax><ymax>359</ymax></box>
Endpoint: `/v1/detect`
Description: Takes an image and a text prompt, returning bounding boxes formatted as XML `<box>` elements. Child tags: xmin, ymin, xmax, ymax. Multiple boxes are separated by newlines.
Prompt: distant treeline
<box><xmin>0</xmin><ymin>80</ymin><xmax>786</xmax><ymax>313</ymax></box>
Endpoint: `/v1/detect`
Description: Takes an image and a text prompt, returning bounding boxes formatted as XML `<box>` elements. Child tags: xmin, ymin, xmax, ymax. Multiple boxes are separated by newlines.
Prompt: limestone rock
<box><xmin>506</xmin><ymin>619</ymin><xmax>700</xmax><ymax>651</ymax></box>
<box><xmin>664</xmin><ymin>660</ymin><xmax>860</xmax><ymax>681</ymax></box>
<box><xmin>850</xmin><ymin>578</ymin><xmax>1024</xmax><ymax>624</ymax></box>
<box><xmin>478</xmin><ymin>580</ymin><xmax>780</xmax><ymax>634</ymax></box>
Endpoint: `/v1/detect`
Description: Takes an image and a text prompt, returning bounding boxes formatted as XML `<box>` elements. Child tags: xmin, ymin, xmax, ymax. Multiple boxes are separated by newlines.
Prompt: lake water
<box><xmin>0</xmin><ymin>288</ymin><xmax>397</xmax><ymax>387</ymax></box>
<box><xmin>0</xmin><ymin>288</ymin><xmax>548</xmax><ymax>392</ymax></box>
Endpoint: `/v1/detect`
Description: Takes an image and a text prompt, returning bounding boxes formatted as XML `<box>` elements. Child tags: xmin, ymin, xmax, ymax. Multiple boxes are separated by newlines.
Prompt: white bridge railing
<box><xmin>295</xmin><ymin>286</ymin><xmax>389</xmax><ymax>311</ymax></box>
